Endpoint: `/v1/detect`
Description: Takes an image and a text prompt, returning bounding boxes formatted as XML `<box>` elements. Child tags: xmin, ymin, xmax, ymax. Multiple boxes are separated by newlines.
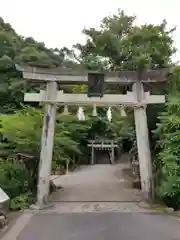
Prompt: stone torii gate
<box><xmin>87</xmin><ymin>140</ymin><xmax>118</xmax><ymax>164</ymax></box>
<box><xmin>16</xmin><ymin>65</ymin><xmax>168</xmax><ymax>208</ymax></box>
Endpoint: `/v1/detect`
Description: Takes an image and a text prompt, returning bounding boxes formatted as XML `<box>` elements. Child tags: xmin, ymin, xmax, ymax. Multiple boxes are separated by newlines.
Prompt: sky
<box><xmin>0</xmin><ymin>0</ymin><xmax>180</xmax><ymax>61</ymax></box>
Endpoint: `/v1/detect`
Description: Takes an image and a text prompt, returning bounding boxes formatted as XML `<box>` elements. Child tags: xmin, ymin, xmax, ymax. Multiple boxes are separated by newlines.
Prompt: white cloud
<box><xmin>0</xmin><ymin>0</ymin><xmax>180</xmax><ymax>61</ymax></box>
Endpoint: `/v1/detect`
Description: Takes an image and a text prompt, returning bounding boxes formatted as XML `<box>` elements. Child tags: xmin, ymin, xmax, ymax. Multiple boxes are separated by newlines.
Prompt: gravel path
<box><xmin>51</xmin><ymin>163</ymin><xmax>142</xmax><ymax>203</ymax></box>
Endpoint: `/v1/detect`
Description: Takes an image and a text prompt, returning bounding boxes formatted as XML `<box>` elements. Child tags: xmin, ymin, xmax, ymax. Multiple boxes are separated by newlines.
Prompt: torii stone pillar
<box><xmin>36</xmin><ymin>82</ymin><xmax>58</xmax><ymax>209</ymax></box>
<box><xmin>133</xmin><ymin>82</ymin><xmax>153</xmax><ymax>201</ymax></box>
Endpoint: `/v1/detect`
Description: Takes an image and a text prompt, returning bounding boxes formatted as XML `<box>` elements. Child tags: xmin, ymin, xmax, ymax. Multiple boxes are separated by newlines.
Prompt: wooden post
<box><xmin>110</xmin><ymin>141</ymin><xmax>115</xmax><ymax>164</ymax></box>
<box><xmin>132</xmin><ymin>82</ymin><xmax>153</xmax><ymax>202</ymax></box>
<box><xmin>91</xmin><ymin>142</ymin><xmax>94</xmax><ymax>165</ymax></box>
<box><xmin>36</xmin><ymin>81</ymin><xmax>58</xmax><ymax>209</ymax></box>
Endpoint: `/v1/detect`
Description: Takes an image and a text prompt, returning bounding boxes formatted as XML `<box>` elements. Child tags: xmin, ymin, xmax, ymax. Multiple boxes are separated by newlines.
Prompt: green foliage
<box><xmin>0</xmin><ymin>156</ymin><xmax>35</xmax><ymax>210</ymax></box>
<box><xmin>0</xmin><ymin>17</ymin><xmax>67</xmax><ymax>113</ymax></box>
<box><xmin>0</xmin><ymin>107</ymin><xmax>42</xmax><ymax>153</ymax></box>
<box><xmin>154</xmin><ymin>69</ymin><xmax>180</xmax><ymax>209</ymax></box>
<box><xmin>68</xmin><ymin>9</ymin><xmax>175</xmax><ymax>71</ymax></box>
<box><xmin>0</xmin><ymin>106</ymin><xmax>90</xmax><ymax>168</ymax></box>
<box><xmin>10</xmin><ymin>193</ymin><xmax>34</xmax><ymax>211</ymax></box>
<box><xmin>54</xmin><ymin>114</ymin><xmax>90</xmax><ymax>167</ymax></box>
<box><xmin>0</xmin><ymin>157</ymin><xmax>31</xmax><ymax>198</ymax></box>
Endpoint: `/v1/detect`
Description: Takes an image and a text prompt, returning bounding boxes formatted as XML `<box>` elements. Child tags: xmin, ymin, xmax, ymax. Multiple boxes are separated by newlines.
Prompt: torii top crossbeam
<box><xmin>16</xmin><ymin>65</ymin><xmax>169</xmax><ymax>84</ymax></box>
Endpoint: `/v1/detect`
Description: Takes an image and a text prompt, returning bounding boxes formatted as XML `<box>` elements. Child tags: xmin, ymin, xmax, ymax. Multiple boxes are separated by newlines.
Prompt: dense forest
<box><xmin>0</xmin><ymin>9</ymin><xmax>180</xmax><ymax>210</ymax></box>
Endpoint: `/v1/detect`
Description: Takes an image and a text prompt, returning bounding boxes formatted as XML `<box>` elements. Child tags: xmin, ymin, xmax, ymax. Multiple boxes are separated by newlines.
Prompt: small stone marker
<box><xmin>0</xmin><ymin>188</ymin><xmax>9</xmax><ymax>229</ymax></box>
<box><xmin>0</xmin><ymin>188</ymin><xmax>9</xmax><ymax>207</ymax></box>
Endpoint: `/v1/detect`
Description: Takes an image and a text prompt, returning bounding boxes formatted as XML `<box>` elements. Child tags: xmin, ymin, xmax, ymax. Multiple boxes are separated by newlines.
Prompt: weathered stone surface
<box><xmin>0</xmin><ymin>214</ymin><xmax>7</xmax><ymax>230</ymax></box>
<box><xmin>41</xmin><ymin>202</ymin><xmax>150</xmax><ymax>213</ymax></box>
<box><xmin>138</xmin><ymin>202</ymin><xmax>151</xmax><ymax>209</ymax></box>
<box><xmin>0</xmin><ymin>188</ymin><xmax>9</xmax><ymax>204</ymax></box>
<box><xmin>164</xmin><ymin>207</ymin><xmax>174</xmax><ymax>214</ymax></box>
<box><xmin>0</xmin><ymin>188</ymin><xmax>10</xmax><ymax>216</ymax></box>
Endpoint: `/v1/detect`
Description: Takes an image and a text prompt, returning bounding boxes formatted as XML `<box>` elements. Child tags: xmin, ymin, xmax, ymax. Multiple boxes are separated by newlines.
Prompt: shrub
<box><xmin>0</xmin><ymin>157</ymin><xmax>32</xmax><ymax>198</ymax></box>
<box><xmin>10</xmin><ymin>193</ymin><xmax>34</xmax><ymax>211</ymax></box>
<box><xmin>154</xmin><ymin>68</ymin><xmax>180</xmax><ymax>209</ymax></box>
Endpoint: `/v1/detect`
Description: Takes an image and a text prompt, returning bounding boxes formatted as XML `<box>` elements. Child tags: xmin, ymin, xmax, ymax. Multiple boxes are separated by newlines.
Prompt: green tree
<box><xmin>67</xmin><ymin>9</ymin><xmax>176</xmax><ymax>71</ymax></box>
<box><xmin>0</xmin><ymin>17</ymin><xmax>67</xmax><ymax>113</ymax></box>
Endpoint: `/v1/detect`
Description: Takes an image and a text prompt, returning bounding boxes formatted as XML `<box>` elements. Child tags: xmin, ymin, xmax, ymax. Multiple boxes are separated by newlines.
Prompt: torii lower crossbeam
<box><xmin>25</xmin><ymin>91</ymin><xmax>165</xmax><ymax>106</ymax></box>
